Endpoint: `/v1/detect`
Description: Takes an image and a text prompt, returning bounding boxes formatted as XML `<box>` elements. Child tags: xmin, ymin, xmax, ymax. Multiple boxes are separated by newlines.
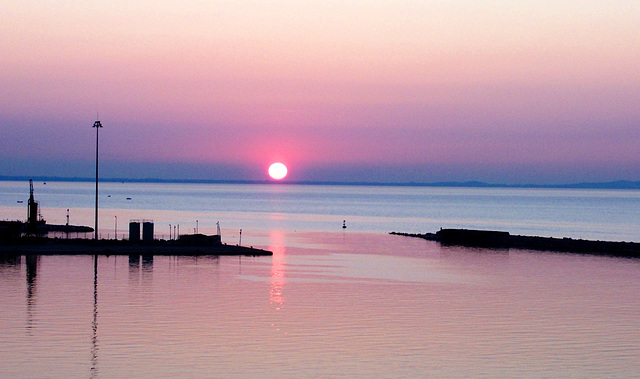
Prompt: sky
<box><xmin>1</xmin><ymin>0</ymin><xmax>639</xmax><ymax>184</ymax></box>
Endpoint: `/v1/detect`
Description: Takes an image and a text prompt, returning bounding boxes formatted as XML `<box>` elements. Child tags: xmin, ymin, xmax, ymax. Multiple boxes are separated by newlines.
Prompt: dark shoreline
<box><xmin>0</xmin><ymin>238</ymin><xmax>272</xmax><ymax>256</ymax></box>
<box><xmin>391</xmin><ymin>229</ymin><xmax>640</xmax><ymax>258</ymax></box>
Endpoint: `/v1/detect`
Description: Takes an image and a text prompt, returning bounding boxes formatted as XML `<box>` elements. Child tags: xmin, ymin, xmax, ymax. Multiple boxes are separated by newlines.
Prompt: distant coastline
<box><xmin>1</xmin><ymin>176</ymin><xmax>639</xmax><ymax>190</ymax></box>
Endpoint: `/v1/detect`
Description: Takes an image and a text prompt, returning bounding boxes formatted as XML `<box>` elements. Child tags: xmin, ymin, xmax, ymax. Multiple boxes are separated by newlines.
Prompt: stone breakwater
<box><xmin>0</xmin><ymin>237</ymin><xmax>272</xmax><ymax>256</ymax></box>
<box><xmin>391</xmin><ymin>228</ymin><xmax>640</xmax><ymax>258</ymax></box>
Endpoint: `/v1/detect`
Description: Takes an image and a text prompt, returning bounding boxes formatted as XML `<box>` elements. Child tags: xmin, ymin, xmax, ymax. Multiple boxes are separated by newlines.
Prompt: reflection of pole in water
<box><xmin>25</xmin><ymin>255</ymin><xmax>39</xmax><ymax>332</ymax></box>
<box><xmin>90</xmin><ymin>255</ymin><xmax>99</xmax><ymax>378</ymax></box>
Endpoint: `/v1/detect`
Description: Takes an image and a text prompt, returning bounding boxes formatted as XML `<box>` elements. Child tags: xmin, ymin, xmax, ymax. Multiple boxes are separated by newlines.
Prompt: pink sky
<box><xmin>1</xmin><ymin>1</ymin><xmax>639</xmax><ymax>183</ymax></box>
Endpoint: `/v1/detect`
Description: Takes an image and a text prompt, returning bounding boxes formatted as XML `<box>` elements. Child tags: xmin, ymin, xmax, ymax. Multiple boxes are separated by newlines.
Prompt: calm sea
<box><xmin>1</xmin><ymin>181</ymin><xmax>639</xmax><ymax>377</ymax></box>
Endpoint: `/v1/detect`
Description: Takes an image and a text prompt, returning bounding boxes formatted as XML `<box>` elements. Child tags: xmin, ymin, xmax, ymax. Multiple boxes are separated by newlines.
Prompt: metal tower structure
<box><xmin>26</xmin><ymin>179</ymin><xmax>39</xmax><ymax>236</ymax></box>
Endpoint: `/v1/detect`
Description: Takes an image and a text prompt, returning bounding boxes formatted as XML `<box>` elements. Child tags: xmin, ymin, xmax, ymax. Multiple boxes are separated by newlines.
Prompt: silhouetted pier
<box><xmin>0</xmin><ymin>237</ymin><xmax>271</xmax><ymax>256</ymax></box>
<box><xmin>391</xmin><ymin>228</ymin><xmax>640</xmax><ymax>258</ymax></box>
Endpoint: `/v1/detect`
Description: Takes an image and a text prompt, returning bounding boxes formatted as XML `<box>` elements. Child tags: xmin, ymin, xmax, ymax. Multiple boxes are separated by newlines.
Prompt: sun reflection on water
<box><xmin>268</xmin><ymin>230</ymin><xmax>287</xmax><ymax>310</ymax></box>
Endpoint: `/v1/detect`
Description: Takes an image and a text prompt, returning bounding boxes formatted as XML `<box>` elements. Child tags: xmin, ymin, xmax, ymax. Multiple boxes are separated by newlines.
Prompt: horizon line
<box><xmin>1</xmin><ymin>175</ymin><xmax>639</xmax><ymax>190</ymax></box>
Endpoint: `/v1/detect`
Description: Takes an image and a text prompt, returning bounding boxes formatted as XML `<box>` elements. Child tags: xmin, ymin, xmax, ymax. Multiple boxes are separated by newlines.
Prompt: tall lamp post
<box><xmin>93</xmin><ymin>119</ymin><xmax>103</xmax><ymax>240</ymax></box>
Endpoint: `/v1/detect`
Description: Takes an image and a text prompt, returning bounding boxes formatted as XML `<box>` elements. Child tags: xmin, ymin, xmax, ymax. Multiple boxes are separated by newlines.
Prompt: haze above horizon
<box><xmin>1</xmin><ymin>1</ymin><xmax>638</xmax><ymax>185</ymax></box>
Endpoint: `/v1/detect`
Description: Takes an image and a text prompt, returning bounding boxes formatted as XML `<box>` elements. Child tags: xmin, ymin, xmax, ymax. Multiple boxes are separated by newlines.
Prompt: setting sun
<box><xmin>268</xmin><ymin>162</ymin><xmax>288</xmax><ymax>180</ymax></box>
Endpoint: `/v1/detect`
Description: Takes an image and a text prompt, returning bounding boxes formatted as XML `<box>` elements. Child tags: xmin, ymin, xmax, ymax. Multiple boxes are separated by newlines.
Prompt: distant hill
<box><xmin>1</xmin><ymin>176</ymin><xmax>639</xmax><ymax>190</ymax></box>
<box><xmin>559</xmin><ymin>180</ymin><xmax>640</xmax><ymax>190</ymax></box>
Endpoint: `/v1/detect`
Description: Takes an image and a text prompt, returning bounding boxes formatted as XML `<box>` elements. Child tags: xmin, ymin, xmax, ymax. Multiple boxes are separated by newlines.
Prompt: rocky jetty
<box><xmin>391</xmin><ymin>228</ymin><xmax>640</xmax><ymax>258</ymax></box>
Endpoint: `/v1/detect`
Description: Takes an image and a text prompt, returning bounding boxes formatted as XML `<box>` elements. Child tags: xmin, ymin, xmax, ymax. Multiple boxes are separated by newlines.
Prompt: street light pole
<box><xmin>93</xmin><ymin>119</ymin><xmax>103</xmax><ymax>240</ymax></box>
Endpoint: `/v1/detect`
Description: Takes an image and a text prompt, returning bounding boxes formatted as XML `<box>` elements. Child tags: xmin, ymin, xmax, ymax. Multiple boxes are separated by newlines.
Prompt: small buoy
<box><xmin>342</xmin><ymin>220</ymin><xmax>347</xmax><ymax>229</ymax></box>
